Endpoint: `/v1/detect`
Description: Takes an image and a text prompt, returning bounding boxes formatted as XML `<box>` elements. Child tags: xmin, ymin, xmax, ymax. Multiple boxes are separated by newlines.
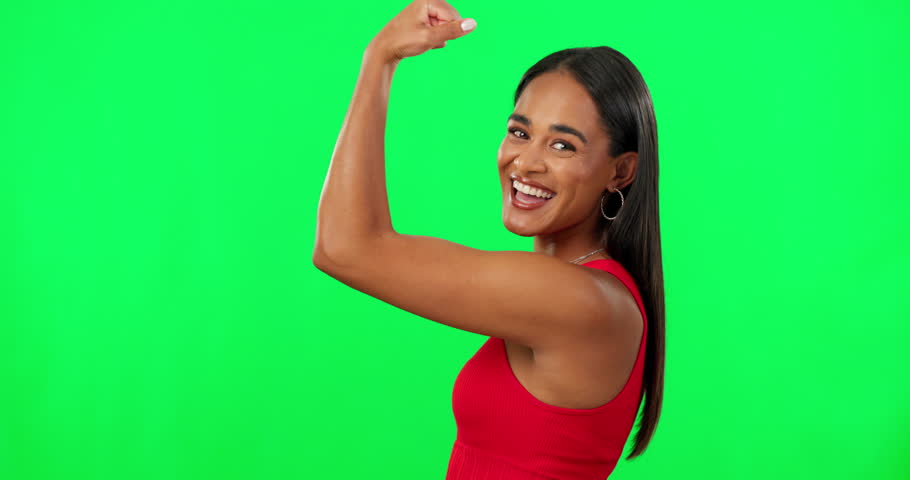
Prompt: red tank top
<box><xmin>446</xmin><ymin>258</ymin><xmax>648</xmax><ymax>480</ymax></box>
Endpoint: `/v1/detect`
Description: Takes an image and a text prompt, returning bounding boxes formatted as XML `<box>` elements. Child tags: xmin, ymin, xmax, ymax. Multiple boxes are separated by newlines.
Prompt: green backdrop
<box><xmin>2</xmin><ymin>0</ymin><xmax>908</xmax><ymax>479</ymax></box>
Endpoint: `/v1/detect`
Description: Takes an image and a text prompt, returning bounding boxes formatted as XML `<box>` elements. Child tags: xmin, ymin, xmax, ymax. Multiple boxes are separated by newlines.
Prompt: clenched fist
<box><xmin>367</xmin><ymin>0</ymin><xmax>476</xmax><ymax>64</ymax></box>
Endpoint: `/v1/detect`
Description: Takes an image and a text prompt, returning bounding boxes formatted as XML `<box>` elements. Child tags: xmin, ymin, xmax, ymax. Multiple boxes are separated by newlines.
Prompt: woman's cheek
<box><xmin>496</xmin><ymin>141</ymin><xmax>514</xmax><ymax>168</ymax></box>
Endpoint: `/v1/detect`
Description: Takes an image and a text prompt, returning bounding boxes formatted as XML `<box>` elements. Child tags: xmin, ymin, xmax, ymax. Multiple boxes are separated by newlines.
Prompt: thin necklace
<box><xmin>569</xmin><ymin>248</ymin><xmax>606</xmax><ymax>264</ymax></box>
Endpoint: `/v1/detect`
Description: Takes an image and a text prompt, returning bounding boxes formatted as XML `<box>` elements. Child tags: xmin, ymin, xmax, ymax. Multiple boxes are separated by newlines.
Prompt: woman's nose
<box><xmin>515</xmin><ymin>153</ymin><xmax>546</xmax><ymax>174</ymax></box>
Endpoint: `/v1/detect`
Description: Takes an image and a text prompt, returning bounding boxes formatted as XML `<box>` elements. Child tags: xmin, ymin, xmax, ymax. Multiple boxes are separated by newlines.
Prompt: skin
<box><xmin>314</xmin><ymin>0</ymin><xmax>644</xmax><ymax>409</ymax></box>
<box><xmin>498</xmin><ymin>70</ymin><xmax>639</xmax><ymax>262</ymax></box>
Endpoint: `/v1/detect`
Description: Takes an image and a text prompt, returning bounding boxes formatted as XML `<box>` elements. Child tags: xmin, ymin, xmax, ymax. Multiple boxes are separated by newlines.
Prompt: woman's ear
<box><xmin>612</xmin><ymin>151</ymin><xmax>639</xmax><ymax>188</ymax></box>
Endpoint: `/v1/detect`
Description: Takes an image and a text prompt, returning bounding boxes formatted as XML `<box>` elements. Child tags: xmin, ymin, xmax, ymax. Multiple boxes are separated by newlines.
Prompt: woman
<box><xmin>314</xmin><ymin>1</ymin><xmax>665</xmax><ymax>478</ymax></box>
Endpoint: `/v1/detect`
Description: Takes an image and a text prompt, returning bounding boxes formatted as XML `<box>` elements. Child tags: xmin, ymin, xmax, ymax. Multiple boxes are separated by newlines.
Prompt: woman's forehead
<box><xmin>514</xmin><ymin>72</ymin><xmax>602</xmax><ymax>138</ymax></box>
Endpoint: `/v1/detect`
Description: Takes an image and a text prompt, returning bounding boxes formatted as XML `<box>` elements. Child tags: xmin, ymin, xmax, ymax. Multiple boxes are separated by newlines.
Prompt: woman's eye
<box><xmin>508</xmin><ymin>127</ymin><xmax>576</xmax><ymax>152</ymax></box>
<box><xmin>553</xmin><ymin>141</ymin><xmax>575</xmax><ymax>152</ymax></box>
<box><xmin>508</xmin><ymin>127</ymin><xmax>527</xmax><ymax>139</ymax></box>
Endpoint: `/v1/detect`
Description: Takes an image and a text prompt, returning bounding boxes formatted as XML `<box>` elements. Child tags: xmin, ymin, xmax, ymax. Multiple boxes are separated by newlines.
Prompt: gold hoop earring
<box><xmin>600</xmin><ymin>186</ymin><xmax>625</xmax><ymax>221</ymax></box>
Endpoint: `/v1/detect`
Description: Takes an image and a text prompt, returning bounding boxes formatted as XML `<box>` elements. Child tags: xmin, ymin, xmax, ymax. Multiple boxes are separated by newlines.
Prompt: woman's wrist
<box><xmin>364</xmin><ymin>40</ymin><xmax>401</xmax><ymax>69</ymax></box>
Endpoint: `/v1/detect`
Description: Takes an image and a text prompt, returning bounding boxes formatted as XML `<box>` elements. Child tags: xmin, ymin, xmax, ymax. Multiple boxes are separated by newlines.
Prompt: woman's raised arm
<box><xmin>313</xmin><ymin>0</ymin><xmax>475</xmax><ymax>263</ymax></box>
<box><xmin>312</xmin><ymin>1</ymin><xmax>625</xmax><ymax>350</ymax></box>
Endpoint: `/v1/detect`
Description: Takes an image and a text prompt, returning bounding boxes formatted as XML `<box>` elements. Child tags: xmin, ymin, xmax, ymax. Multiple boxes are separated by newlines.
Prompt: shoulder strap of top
<box><xmin>581</xmin><ymin>258</ymin><xmax>633</xmax><ymax>284</ymax></box>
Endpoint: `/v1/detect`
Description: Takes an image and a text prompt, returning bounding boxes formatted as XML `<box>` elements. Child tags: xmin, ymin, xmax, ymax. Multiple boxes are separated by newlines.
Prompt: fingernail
<box><xmin>461</xmin><ymin>18</ymin><xmax>476</xmax><ymax>32</ymax></box>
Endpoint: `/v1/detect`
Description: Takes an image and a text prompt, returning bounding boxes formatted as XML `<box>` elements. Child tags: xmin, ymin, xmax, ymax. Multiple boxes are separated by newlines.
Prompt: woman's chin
<box><xmin>502</xmin><ymin>214</ymin><xmax>539</xmax><ymax>237</ymax></box>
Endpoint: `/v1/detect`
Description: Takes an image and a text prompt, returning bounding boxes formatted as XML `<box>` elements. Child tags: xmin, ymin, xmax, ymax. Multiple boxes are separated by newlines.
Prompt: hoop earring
<box><xmin>600</xmin><ymin>187</ymin><xmax>624</xmax><ymax>221</ymax></box>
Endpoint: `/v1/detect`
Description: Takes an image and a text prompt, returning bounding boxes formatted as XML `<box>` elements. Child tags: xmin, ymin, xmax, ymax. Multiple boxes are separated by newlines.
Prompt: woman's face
<box><xmin>498</xmin><ymin>70</ymin><xmax>615</xmax><ymax>237</ymax></box>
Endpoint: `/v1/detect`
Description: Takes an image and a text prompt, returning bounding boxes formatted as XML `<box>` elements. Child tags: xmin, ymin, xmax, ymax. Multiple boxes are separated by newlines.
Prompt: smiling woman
<box><xmin>313</xmin><ymin>1</ymin><xmax>665</xmax><ymax>478</ymax></box>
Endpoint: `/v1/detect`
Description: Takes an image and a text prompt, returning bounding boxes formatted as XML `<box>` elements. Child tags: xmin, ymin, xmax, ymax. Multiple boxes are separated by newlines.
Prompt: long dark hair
<box><xmin>514</xmin><ymin>46</ymin><xmax>665</xmax><ymax>460</ymax></box>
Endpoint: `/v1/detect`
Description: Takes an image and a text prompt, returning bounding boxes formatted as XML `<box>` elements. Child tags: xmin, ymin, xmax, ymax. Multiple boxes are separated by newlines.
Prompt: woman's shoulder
<box><xmin>578</xmin><ymin>258</ymin><xmax>644</xmax><ymax>336</ymax></box>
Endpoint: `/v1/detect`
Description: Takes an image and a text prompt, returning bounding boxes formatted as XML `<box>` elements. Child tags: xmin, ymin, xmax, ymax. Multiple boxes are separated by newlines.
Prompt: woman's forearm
<box><xmin>314</xmin><ymin>47</ymin><xmax>400</xmax><ymax>264</ymax></box>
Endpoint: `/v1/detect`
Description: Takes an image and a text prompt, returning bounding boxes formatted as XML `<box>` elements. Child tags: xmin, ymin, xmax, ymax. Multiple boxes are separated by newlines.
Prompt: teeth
<box><xmin>512</xmin><ymin>180</ymin><xmax>554</xmax><ymax>199</ymax></box>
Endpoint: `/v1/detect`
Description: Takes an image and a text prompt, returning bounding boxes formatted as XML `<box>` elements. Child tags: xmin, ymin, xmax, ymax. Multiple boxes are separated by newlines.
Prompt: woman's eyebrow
<box><xmin>508</xmin><ymin>113</ymin><xmax>588</xmax><ymax>145</ymax></box>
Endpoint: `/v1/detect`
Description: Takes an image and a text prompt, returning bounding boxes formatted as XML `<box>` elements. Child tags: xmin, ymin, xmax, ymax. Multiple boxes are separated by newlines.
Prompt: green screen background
<box><xmin>2</xmin><ymin>1</ymin><xmax>908</xmax><ymax>479</ymax></box>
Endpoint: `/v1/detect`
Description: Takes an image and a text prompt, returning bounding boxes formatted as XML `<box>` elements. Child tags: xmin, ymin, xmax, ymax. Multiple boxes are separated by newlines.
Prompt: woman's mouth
<box><xmin>511</xmin><ymin>180</ymin><xmax>556</xmax><ymax>210</ymax></box>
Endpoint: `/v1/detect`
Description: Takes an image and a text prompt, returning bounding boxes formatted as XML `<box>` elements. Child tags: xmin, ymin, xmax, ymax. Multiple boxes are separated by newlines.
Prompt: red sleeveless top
<box><xmin>446</xmin><ymin>258</ymin><xmax>648</xmax><ymax>480</ymax></box>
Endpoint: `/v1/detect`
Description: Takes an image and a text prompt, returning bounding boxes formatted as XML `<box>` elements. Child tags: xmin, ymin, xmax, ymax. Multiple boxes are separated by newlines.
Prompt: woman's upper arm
<box><xmin>314</xmin><ymin>232</ymin><xmax>616</xmax><ymax>349</ymax></box>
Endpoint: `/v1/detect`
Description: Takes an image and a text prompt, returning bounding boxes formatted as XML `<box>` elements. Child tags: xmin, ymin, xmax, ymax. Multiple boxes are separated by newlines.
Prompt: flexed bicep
<box><xmin>315</xmin><ymin>232</ymin><xmax>617</xmax><ymax>350</ymax></box>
